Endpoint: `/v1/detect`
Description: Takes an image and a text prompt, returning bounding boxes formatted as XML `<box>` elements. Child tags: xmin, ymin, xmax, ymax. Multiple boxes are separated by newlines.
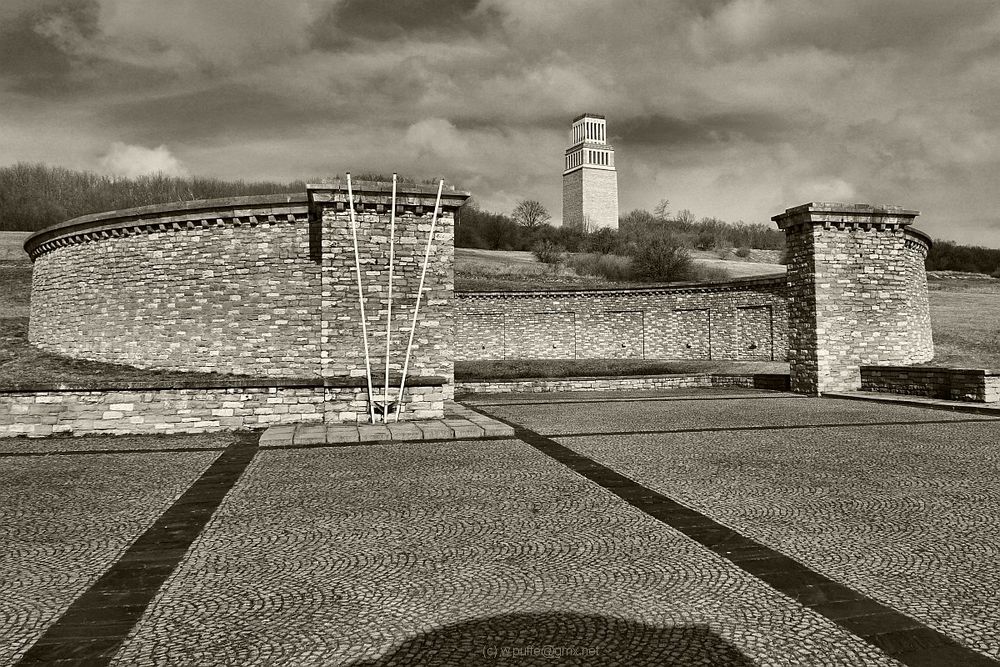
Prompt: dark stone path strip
<box><xmin>16</xmin><ymin>434</ymin><xmax>259</xmax><ymax>666</ymax></box>
<box><xmin>518</xmin><ymin>417</ymin><xmax>1000</xmax><ymax>440</ymax></box>
<box><xmin>465</xmin><ymin>404</ymin><xmax>999</xmax><ymax>667</ymax></box>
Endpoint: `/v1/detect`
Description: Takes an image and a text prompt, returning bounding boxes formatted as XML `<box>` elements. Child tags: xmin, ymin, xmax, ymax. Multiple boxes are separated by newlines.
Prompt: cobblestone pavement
<box><xmin>0</xmin><ymin>435</ymin><xmax>224</xmax><ymax>665</ymax></box>
<box><xmin>469</xmin><ymin>389</ymin><xmax>1000</xmax><ymax>662</ymax></box>
<box><xmin>110</xmin><ymin>439</ymin><xmax>898</xmax><ymax>666</ymax></box>
<box><xmin>5</xmin><ymin>389</ymin><xmax>1000</xmax><ymax>665</ymax></box>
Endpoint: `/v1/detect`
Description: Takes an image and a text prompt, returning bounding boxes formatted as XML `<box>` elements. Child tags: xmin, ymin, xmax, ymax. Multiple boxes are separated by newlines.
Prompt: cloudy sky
<box><xmin>3</xmin><ymin>1</ymin><xmax>1000</xmax><ymax>245</ymax></box>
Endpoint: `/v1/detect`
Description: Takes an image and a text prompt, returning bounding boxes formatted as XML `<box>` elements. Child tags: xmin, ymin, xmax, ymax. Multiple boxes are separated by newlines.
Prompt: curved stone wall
<box><xmin>27</xmin><ymin>195</ymin><xmax>321</xmax><ymax>377</ymax></box>
<box><xmin>25</xmin><ymin>184</ymin><xmax>465</xmax><ymax>383</ymax></box>
<box><xmin>455</xmin><ymin>276</ymin><xmax>789</xmax><ymax>362</ymax></box>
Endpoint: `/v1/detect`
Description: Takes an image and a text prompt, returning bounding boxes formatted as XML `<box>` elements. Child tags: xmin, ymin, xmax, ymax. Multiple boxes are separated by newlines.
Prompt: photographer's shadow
<box><xmin>348</xmin><ymin>611</ymin><xmax>755</xmax><ymax>666</ymax></box>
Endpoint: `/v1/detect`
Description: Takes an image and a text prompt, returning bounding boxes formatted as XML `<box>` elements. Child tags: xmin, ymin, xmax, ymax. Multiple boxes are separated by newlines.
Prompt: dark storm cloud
<box><xmin>0</xmin><ymin>0</ymin><xmax>99</xmax><ymax>93</ymax></box>
<box><xmin>100</xmin><ymin>84</ymin><xmax>336</xmax><ymax>143</ymax></box>
<box><xmin>3</xmin><ymin>1</ymin><xmax>1000</xmax><ymax>244</ymax></box>
<box><xmin>310</xmin><ymin>0</ymin><xmax>495</xmax><ymax>50</ymax></box>
<box><xmin>615</xmin><ymin>112</ymin><xmax>811</xmax><ymax>148</ymax></box>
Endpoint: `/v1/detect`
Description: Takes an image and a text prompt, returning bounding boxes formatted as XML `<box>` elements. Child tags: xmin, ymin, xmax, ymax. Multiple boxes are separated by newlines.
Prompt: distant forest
<box><xmin>2</xmin><ymin>162</ymin><xmax>998</xmax><ymax>276</ymax></box>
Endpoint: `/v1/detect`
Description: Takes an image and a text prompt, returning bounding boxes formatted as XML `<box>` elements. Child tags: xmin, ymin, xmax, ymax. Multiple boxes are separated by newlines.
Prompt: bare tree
<box><xmin>653</xmin><ymin>198</ymin><xmax>671</xmax><ymax>220</ymax></box>
<box><xmin>511</xmin><ymin>199</ymin><xmax>551</xmax><ymax>229</ymax></box>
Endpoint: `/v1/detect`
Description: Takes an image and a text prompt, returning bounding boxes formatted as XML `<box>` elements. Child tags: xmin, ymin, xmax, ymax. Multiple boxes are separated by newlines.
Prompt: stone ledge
<box><xmin>456</xmin><ymin>274</ymin><xmax>787</xmax><ymax>298</ymax></box>
<box><xmin>455</xmin><ymin>373</ymin><xmax>790</xmax><ymax>394</ymax></box>
<box><xmin>0</xmin><ymin>375</ymin><xmax>449</xmax><ymax>394</ymax></box>
<box><xmin>864</xmin><ymin>365</ymin><xmax>999</xmax><ymax>377</ymax></box>
<box><xmin>824</xmin><ymin>391</ymin><xmax>1000</xmax><ymax>417</ymax></box>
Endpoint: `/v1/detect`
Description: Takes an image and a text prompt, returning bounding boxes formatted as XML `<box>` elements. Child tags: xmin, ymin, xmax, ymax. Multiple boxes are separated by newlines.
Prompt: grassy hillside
<box><xmin>925</xmin><ymin>273</ymin><xmax>1000</xmax><ymax>367</ymax></box>
<box><xmin>454</xmin><ymin>248</ymin><xmax>783</xmax><ymax>291</ymax></box>
<box><xmin>0</xmin><ymin>232</ymin><xmax>30</xmax><ymax>263</ymax></box>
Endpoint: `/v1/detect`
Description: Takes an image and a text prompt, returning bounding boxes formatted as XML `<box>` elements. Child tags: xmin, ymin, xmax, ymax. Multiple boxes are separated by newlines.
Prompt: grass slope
<box><xmin>454</xmin><ymin>248</ymin><xmax>784</xmax><ymax>292</ymax></box>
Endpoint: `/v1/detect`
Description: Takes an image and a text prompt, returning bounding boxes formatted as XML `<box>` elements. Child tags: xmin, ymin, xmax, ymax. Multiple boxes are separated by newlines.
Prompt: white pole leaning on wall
<box><xmin>395</xmin><ymin>179</ymin><xmax>445</xmax><ymax>422</ymax></box>
<box><xmin>346</xmin><ymin>173</ymin><xmax>377</xmax><ymax>424</ymax></box>
<box><xmin>382</xmin><ymin>174</ymin><xmax>398</xmax><ymax>423</ymax></box>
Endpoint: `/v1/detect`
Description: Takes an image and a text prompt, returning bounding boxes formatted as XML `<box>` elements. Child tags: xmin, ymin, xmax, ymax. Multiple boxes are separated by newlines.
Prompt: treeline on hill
<box><xmin>0</xmin><ymin>163</ymin><xmax>307</xmax><ymax>232</ymax></box>
<box><xmin>458</xmin><ymin>204</ymin><xmax>785</xmax><ymax>253</ymax></box>
<box><xmin>458</xmin><ymin>202</ymin><xmax>786</xmax><ymax>282</ymax></box>
<box><xmin>925</xmin><ymin>240</ymin><xmax>1000</xmax><ymax>276</ymax></box>
<box><xmin>0</xmin><ymin>163</ymin><xmax>441</xmax><ymax>232</ymax></box>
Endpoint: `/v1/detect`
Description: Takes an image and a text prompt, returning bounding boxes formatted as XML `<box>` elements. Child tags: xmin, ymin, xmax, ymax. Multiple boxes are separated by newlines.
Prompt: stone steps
<box><xmin>259</xmin><ymin>401</ymin><xmax>513</xmax><ymax>447</ymax></box>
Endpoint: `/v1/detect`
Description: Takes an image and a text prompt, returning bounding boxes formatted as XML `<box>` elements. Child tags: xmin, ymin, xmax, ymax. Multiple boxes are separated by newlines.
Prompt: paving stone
<box><xmin>357</xmin><ymin>424</ymin><xmax>392</xmax><ymax>442</ymax></box>
<box><xmin>489</xmin><ymin>392</ymin><xmax>1000</xmax><ymax>663</ymax></box>
<box><xmin>324</xmin><ymin>425</ymin><xmax>360</xmax><ymax>444</ymax></box>
<box><xmin>443</xmin><ymin>418</ymin><xmax>485</xmax><ymax>438</ymax></box>
<box><xmin>386</xmin><ymin>422</ymin><xmax>423</xmax><ymax>440</ymax></box>
<box><xmin>414</xmin><ymin>421</ymin><xmax>454</xmax><ymax>440</ymax></box>
<box><xmin>291</xmin><ymin>424</ymin><xmax>326</xmax><ymax>446</ymax></box>
<box><xmin>258</xmin><ymin>425</ymin><xmax>295</xmax><ymax>446</ymax></box>
<box><xmin>110</xmin><ymin>440</ymin><xmax>898</xmax><ymax>666</ymax></box>
<box><xmin>0</xmin><ymin>437</ymin><xmax>223</xmax><ymax>665</ymax></box>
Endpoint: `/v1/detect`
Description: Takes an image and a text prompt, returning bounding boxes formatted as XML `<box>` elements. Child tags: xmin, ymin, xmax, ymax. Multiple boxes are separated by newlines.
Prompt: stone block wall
<box><xmin>311</xmin><ymin>184</ymin><xmax>457</xmax><ymax>398</ymax></box>
<box><xmin>0</xmin><ymin>379</ymin><xmax>449</xmax><ymax>438</ymax></box>
<box><xmin>455</xmin><ymin>373</ymin><xmax>790</xmax><ymax>395</ymax></box>
<box><xmin>22</xmin><ymin>183</ymin><xmax>466</xmax><ymax>426</ymax></box>
<box><xmin>562</xmin><ymin>167</ymin><xmax>619</xmax><ymax>231</ymax></box>
<box><xmin>455</xmin><ymin>276</ymin><xmax>788</xmax><ymax>361</ymax></box>
<box><xmin>562</xmin><ymin>169</ymin><xmax>584</xmax><ymax>230</ymax></box>
<box><xmin>773</xmin><ymin>203</ymin><xmax>933</xmax><ymax>394</ymax></box>
<box><xmin>27</xmin><ymin>196</ymin><xmax>321</xmax><ymax>377</ymax></box>
<box><xmin>860</xmin><ymin>366</ymin><xmax>1000</xmax><ymax>403</ymax></box>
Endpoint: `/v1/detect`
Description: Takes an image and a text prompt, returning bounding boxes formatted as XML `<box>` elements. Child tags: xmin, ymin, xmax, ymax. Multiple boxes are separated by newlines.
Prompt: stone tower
<box><xmin>772</xmin><ymin>202</ymin><xmax>934</xmax><ymax>395</ymax></box>
<box><xmin>562</xmin><ymin>113</ymin><xmax>619</xmax><ymax>231</ymax></box>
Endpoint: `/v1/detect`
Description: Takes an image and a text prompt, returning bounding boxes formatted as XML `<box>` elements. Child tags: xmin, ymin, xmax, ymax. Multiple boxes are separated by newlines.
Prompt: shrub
<box><xmin>628</xmin><ymin>235</ymin><xmax>694</xmax><ymax>282</ymax></box>
<box><xmin>565</xmin><ymin>252</ymin><xmax>635</xmax><ymax>281</ymax></box>
<box><xmin>532</xmin><ymin>240</ymin><xmax>566</xmax><ymax>265</ymax></box>
<box><xmin>735</xmin><ymin>246</ymin><xmax>752</xmax><ymax>258</ymax></box>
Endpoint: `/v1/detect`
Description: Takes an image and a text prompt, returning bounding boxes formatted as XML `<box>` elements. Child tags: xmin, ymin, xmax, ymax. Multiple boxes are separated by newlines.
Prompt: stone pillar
<box><xmin>772</xmin><ymin>203</ymin><xmax>933</xmax><ymax>394</ymax></box>
<box><xmin>308</xmin><ymin>180</ymin><xmax>467</xmax><ymax>420</ymax></box>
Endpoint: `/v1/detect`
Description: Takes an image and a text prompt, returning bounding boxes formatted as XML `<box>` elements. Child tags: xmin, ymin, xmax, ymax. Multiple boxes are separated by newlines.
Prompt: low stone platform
<box><xmin>259</xmin><ymin>402</ymin><xmax>513</xmax><ymax>447</ymax></box>
<box><xmin>825</xmin><ymin>391</ymin><xmax>1000</xmax><ymax>416</ymax></box>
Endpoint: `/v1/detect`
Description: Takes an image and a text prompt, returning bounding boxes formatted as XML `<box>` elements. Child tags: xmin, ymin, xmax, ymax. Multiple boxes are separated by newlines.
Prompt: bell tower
<box><xmin>562</xmin><ymin>113</ymin><xmax>619</xmax><ymax>231</ymax></box>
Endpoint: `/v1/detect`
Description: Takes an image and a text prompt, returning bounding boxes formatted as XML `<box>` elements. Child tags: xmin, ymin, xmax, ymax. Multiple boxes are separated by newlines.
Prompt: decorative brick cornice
<box><xmin>307</xmin><ymin>181</ymin><xmax>470</xmax><ymax>217</ymax></box>
<box><xmin>772</xmin><ymin>202</ymin><xmax>932</xmax><ymax>251</ymax></box>
<box><xmin>24</xmin><ymin>194</ymin><xmax>310</xmax><ymax>260</ymax></box>
<box><xmin>24</xmin><ymin>182</ymin><xmax>471</xmax><ymax>261</ymax></box>
<box><xmin>456</xmin><ymin>274</ymin><xmax>787</xmax><ymax>299</ymax></box>
<box><xmin>772</xmin><ymin>202</ymin><xmax>919</xmax><ymax>230</ymax></box>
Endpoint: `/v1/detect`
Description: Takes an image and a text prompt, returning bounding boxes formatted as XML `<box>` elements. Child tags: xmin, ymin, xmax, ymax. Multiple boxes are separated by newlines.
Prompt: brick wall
<box><xmin>0</xmin><ymin>379</ymin><xmax>449</xmax><ymax>438</ymax></box>
<box><xmin>25</xmin><ymin>185</ymin><xmax>464</xmax><ymax>390</ymax></box>
<box><xmin>455</xmin><ymin>276</ymin><xmax>788</xmax><ymax>361</ymax></box>
<box><xmin>21</xmin><ymin>184</ymin><xmax>464</xmax><ymax>428</ymax></box>
<box><xmin>774</xmin><ymin>203</ymin><xmax>934</xmax><ymax>394</ymax></box>
<box><xmin>860</xmin><ymin>366</ymin><xmax>1000</xmax><ymax>403</ymax></box>
<box><xmin>562</xmin><ymin>169</ymin><xmax>583</xmax><ymax>230</ymax></box>
<box><xmin>456</xmin><ymin>373</ymin><xmax>790</xmax><ymax>394</ymax></box>
<box><xmin>28</xmin><ymin>198</ymin><xmax>321</xmax><ymax>377</ymax></box>
<box><xmin>311</xmin><ymin>184</ymin><xmax>457</xmax><ymax>400</ymax></box>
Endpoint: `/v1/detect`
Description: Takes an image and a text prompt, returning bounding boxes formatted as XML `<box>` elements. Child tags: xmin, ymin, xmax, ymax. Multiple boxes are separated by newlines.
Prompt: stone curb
<box><xmin>823</xmin><ymin>391</ymin><xmax>1000</xmax><ymax>417</ymax></box>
